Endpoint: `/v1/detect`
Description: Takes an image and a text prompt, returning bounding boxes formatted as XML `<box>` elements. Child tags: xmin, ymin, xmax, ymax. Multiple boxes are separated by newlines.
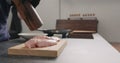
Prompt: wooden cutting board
<box><xmin>8</xmin><ymin>40</ymin><xmax>67</xmax><ymax>57</ymax></box>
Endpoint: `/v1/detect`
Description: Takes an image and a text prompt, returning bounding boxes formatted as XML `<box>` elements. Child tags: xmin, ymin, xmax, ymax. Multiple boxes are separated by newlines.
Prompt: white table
<box><xmin>59</xmin><ymin>33</ymin><xmax>120</xmax><ymax>63</ymax></box>
<box><xmin>30</xmin><ymin>33</ymin><xmax>120</xmax><ymax>63</ymax></box>
<box><xmin>1</xmin><ymin>33</ymin><xmax>120</xmax><ymax>63</ymax></box>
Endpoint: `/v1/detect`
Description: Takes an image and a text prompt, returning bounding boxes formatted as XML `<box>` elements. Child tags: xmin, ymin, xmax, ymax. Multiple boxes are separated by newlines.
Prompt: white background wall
<box><xmin>7</xmin><ymin>0</ymin><xmax>120</xmax><ymax>42</ymax></box>
<box><xmin>60</xmin><ymin>0</ymin><xmax>120</xmax><ymax>42</ymax></box>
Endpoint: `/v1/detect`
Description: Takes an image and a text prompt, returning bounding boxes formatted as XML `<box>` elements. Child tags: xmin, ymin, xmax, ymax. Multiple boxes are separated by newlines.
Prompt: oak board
<box><xmin>8</xmin><ymin>40</ymin><xmax>67</xmax><ymax>57</ymax></box>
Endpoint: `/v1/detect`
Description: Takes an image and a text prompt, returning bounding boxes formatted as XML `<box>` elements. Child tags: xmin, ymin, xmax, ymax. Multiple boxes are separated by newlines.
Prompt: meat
<box><xmin>25</xmin><ymin>36</ymin><xmax>60</xmax><ymax>48</ymax></box>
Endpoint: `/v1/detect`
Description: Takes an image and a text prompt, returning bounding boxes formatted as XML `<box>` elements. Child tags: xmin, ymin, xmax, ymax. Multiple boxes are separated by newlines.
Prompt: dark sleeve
<box><xmin>31</xmin><ymin>0</ymin><xmax>41</xmax><ymax>8</ymax></box>
<box><xmin>6</xmin><ymin>0</ymin><xmax>12</xmax><ymax>5</ymax></box>
<box><xmin>11</xmin><ymin>0</ymin><xmax>41</xmax><ymax>7</ymax></box>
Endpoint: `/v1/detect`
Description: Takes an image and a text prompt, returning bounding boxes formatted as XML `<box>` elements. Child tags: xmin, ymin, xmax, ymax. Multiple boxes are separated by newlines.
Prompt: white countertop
<box><xmin>29</xmin><ymin>33</ymin><xmax>120</xmax><ymax>63</ymax></box>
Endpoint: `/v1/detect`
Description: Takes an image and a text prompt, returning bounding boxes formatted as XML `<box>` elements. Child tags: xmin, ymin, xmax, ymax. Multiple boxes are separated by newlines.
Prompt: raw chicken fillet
<box><xmin>25</xmin><ymin>36</ymin><xmax>60</xmax><ymax>48</ymax></box>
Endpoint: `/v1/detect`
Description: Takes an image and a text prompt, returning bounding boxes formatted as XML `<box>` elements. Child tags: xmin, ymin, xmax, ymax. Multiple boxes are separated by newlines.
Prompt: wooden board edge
<box><xmin>8</xmin><ymin>40</ymin><xmax>67</xmax><ymax>57</ymax></box>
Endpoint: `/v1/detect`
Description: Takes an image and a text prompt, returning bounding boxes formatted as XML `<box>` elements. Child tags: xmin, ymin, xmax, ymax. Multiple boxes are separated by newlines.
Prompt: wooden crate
<box><xmin>8</xmin><ymin>40</ymin><xmax>67</xmax><ymax>57</ymax></box>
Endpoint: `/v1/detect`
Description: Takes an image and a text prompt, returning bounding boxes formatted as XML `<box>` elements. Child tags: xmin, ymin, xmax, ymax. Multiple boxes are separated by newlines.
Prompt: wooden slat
<box><xmin>71</xmin><ymin>30</ymin><xmax>96</xmax><ymax>33</ymax></box>
<box><xmin>56</xmin><ymin>19</ymin><xmax>98</xmax><ymax>31</ymax></box>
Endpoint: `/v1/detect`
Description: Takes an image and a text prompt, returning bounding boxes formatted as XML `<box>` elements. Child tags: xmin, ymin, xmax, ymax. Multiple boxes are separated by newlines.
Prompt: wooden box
<box><xmin>8</xmin><ymin>40</ymin><xmax>67</xmax><ymax>57</ymax></box>
<box><xmin>56</xmin><ymin>19</ymin><xmax>98</xmax><ymax>38</ymax></box>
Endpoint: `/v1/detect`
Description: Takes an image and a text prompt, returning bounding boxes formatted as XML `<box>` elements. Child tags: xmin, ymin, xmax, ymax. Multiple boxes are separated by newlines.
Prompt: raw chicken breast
<box><xmin>25</xmin><ymin>36</ymin><xmax>60</xmax><ymax>48</ymax></box>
